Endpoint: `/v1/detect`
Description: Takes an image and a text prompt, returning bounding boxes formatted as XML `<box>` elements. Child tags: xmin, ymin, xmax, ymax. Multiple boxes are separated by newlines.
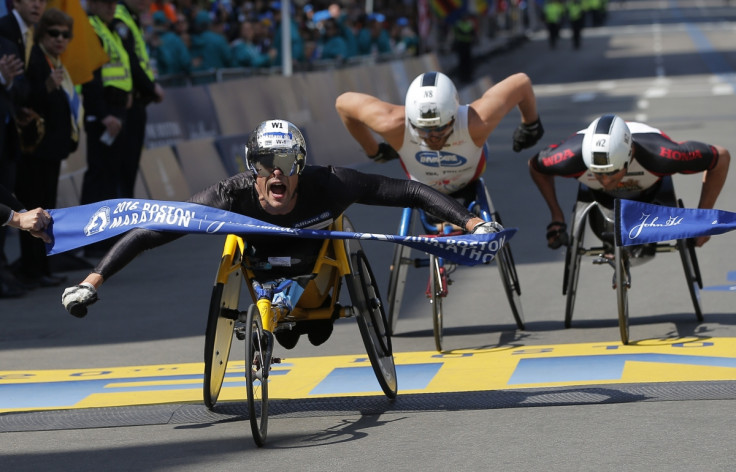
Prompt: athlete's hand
<box><xmin>368</xmin><ymin>142</ymin><xmax>400</xmax><ymax>163</ymax></box>
<box><xmin>62</xmin><ymin>283</ymin><xmax>98</xmax><ymax>318</ymax></box>
<box><xmin>546</xmin><ymin>221</ymin><xmax>569</xmax><ymax>249</ymax></box>
<box><xmin>471</xmin><ymin>221</ymin><xmax>504</xmax><ymax>234</ymax></box>
<box><xmin>512</xmin><ymin>118</ymin><xmax>545</xmax><ymax>152</ymax></box>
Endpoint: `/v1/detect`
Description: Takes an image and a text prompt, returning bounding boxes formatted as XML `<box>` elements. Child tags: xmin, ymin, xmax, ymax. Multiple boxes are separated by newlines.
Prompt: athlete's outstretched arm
<box><xmin>695</xmin><ymin>145</ymin><xmax>731</xmax><ymax>246</ymax></box>
<box><xmin>468</xmin><ymin>73</ymin><xmax>541</xmax><ymax>147</ymax></box>
<box><xmin>335</xmin><ymin>91</ymin><xmax>405</xmax><ymax>155</ymax></box>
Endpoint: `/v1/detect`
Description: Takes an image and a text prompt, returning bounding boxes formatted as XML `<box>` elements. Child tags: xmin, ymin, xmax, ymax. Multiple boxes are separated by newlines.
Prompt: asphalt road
<box><xmin>2</xmin><ymin>1</ymin><xmax>736</xmax><ymax>470</ymax></box>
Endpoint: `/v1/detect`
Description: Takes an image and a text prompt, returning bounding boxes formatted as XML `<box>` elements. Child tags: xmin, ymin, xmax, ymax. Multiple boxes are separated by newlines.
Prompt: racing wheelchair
<box><xmin>386</xmin><ymin>178</ymin><xmax>524</xmax><ymax>352</ymax></box>
<box><xmin>202</xmin><ymin>215</ymin><xmax>396</xmax><ymax>447</ymax></box>
<box><xmin>562</xmin><ymin>177</ymin><xmax>703</xmax><ymax>345</ymax></box>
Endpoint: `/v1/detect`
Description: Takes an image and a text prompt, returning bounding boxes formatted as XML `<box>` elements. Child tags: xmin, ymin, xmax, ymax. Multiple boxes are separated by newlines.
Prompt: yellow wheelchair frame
<box><xmin>202</xmin><ymin>215</ymin><xmax>397</xmax><ymax>446</ymax></box>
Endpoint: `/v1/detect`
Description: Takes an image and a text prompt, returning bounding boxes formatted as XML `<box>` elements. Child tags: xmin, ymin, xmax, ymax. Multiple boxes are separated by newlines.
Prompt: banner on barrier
<box><xmin>45</xmin><ymin>199</ymin><xmax>514</xmax><ymax>266</ymax></box>
<box><xmin>615</xmin><ymin>199</ymin><xmax>736</xmax><ymax>246</ymax></box>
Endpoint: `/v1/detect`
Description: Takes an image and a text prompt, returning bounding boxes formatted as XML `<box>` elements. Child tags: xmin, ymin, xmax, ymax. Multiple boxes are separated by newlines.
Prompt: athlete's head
<box><xmin>582</xmin><ymin>114</ymin><xmax>632</xmax><ymax>190</ymax></box>
<box><xmin>245</xmin><ymin>119</ymin><xmax>306</xmax><ymax>215</ymax></box>
<box><xmin>405</xmin><ymin>71</ymin><xmax>459</xmax><ymax>149</ymax></box>
<box><xmin>245</xmin><ymin>119</ymin><xmax>306</xmax><ymax>177</ymax></box>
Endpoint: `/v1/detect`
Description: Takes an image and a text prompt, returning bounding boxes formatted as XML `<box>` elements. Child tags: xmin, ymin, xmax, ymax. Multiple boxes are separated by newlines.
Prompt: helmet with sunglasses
<box><xmin>582</xmin><ymin>114</ymin><xmax>632</xmax><ymax>174</ymax></box>
<box><xmin>245</xmin><ymin>120</ymin><xmax>307</xmax><ymax>177</ymax></box>
<box><xmin>405</xmin><ymin>71</ymin><xmax>459</xmax><ymax>131</ymax></box>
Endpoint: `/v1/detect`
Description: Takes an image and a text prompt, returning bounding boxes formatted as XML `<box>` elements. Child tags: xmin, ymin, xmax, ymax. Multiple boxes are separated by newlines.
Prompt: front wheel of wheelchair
<box><xmin>387</xmin><ymin>243</ymin><xmax>410</xmax><ymax>336</ymax></box>
<box><xmin>429</xmin><ymin>255</ymin><xmax>445</xmax><ymax>352</ymax></box>
<box><xmin>244</xmin><ymin>304</ymin><xmax>268</xmax><ymax>447</ymax></box>
<box><xmin>677</xmin><ymin>238</ymin><xmax>704</xmax><ymax>322</ymax></box>
<box><xmin>564</xmin><ymin>215</ymin><xmax>587</xmax><ymax>329</ymax></box>
<box><xmin>614</xmin><ymin>246</ymin><xmax>630</xmax><ymax>345</ymax></box>
<box><xmin>203</xmin><ymin>269</ymin><xmax>242</xmax><ymax>409</ymax></box>
<box><xmin>495</xmin><ymin>237</ymin><xmax>525</xmax><ymax>330</ymax></box>
<box><xmin>348</xmin><ymin>250</ymin><xmax>398</xmax><ymax>399</ymax></box>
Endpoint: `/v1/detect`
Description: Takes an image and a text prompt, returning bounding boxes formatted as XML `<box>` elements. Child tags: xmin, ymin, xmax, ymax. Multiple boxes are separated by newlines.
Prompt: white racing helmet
<box><xmin>245</xmin><ymin>119</ymin><xmax>307</xmax><ymax>176</ymax></box>
<box><xmin>405</xmin><ymin>71</ymin><xmax>459</xmax><ymax>129</ymax></box>
<box><xmin>581</xmin><ymin>114</ymin><xmax>632</xmax><ymax>174</ymax></box>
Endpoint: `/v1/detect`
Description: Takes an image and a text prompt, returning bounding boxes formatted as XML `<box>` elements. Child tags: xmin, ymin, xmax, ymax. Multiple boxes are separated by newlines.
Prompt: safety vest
<box><xmin>89</xmin><ymin>15</ymin><xmax>132</xmax><ymax>91</ymax></box>
<box><xmin>115</xmin><ymin>4</ymin><xmax>155</xmax><ymax>81</ymax></box>
<box><xmin>567</xmin><ymin>1</ymin><xmax>584</xmax><ymax>20</ymax></box>
<box><xmin>544</xmin><ymin>2</ymin><xmax>566</xmax><ymax>23</ymax></box>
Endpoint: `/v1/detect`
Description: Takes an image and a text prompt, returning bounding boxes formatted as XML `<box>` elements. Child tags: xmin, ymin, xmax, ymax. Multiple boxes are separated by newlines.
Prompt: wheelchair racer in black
<box><xmin>528</xmin><ymin>114</ymin><xmax>730</xmax><ymax>250</ymax></box>
<box><xmin>61</xmin><ymin>119</ymin><xmax>500</xmax><ymax>347</ymax></box>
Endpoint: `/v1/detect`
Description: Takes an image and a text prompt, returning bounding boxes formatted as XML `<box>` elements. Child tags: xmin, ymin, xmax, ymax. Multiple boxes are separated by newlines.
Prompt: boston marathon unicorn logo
<box><xmin>84</xmin><ymin>206</ymin><xmax>111</xmax><ymax>236</ymax></box>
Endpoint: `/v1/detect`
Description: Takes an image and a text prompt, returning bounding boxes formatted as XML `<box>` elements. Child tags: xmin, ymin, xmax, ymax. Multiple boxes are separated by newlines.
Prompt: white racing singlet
<box><xmin>398</xmin><ymin>105</ymin><xmax>485</xmax><ymax>194</ymax></box>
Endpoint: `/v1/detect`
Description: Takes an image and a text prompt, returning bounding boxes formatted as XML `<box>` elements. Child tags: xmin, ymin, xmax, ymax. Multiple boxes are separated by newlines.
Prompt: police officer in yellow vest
<box><xmin>114</xmin><ymin>0</ymin><xmax>165</xmax><ymax>199</ymax></box>
<box><xmin>567</xmin><ymin>0</ymin><xmax>584</xmax><ymax>49</ymax></box>
<box><xmin>543</xmin><ymin>0</ymin><xmax>565</xmax><ymax>49</ymax></box>
<box><xmin>80</xmin><ymin>0</ymin><xmax>133</xmax><ymax>257</ymax></box>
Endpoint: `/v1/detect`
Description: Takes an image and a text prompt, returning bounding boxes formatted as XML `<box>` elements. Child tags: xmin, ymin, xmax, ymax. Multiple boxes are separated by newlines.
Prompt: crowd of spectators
<box><xmin>145</xmin><ymin>1</ymin><xmax>421</xmax><ymax>83</ymax></box>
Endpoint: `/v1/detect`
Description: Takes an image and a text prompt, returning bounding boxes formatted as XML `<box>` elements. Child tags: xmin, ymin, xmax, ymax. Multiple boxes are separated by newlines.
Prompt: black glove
<box><xmin>546</xmin><ymin>221</ymin><xmax>569</xmax><ymax>249</ymax></box>
<box><xmin>368</xmin><ymin>142</ymin><xmax>400</xmax><ymax>163</ymax></box>
<box><xmin>512</xmin><ymin>118</ymin><xmax>544</xmax><ymax>152</ymax></box>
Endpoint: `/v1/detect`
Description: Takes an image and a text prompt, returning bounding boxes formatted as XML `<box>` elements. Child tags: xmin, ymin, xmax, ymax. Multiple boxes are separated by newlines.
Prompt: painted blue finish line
<box><xmin>509</xmin><ymin>353</ymin><xmax>736</xmax><ymax>385</ymax></box>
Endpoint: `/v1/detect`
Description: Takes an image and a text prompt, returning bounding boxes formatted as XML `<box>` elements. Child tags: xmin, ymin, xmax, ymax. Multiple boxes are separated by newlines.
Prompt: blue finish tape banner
<box><xmin>45</xmin><ymin>199</ymin><xmax>515</xmax><ymax>266</ymax></box>
<box><xmin>615</xmin><ymin>199</ymin><xmax>736</xmax><ymax>246</ymax></box>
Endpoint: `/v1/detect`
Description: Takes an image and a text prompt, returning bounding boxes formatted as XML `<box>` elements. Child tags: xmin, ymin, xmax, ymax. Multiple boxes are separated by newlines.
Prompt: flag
<box><xmin>615</xmin><ymin>199</ymin><xmax>736</xmax><ymax>246</ymax></box>
<box><xmin>48</xmin><ymin>0</ymin><xmax>109</xmax><ymax>85</ymax></box>
<box><xmin>45</xmin><ymin>198</ymin><xmax>515</xmax><ymax>266</ymax></box>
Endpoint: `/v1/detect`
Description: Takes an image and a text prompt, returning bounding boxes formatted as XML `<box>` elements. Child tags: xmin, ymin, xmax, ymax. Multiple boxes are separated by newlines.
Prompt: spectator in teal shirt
<box><xmin>150</xmin><ymin>11</ymin><xmax>191</xmax><ymax>77</ymax></box>
<box><xmin>189</xmin><ymin>10</ymin><xmax>232</xmax><ymax>72</ymax></box>
<box><xmin>319</xmin><ymin>18</ymin><xmax>348</xmax><ymax>60</ymax></box>
<box><xmin>231</xmin><ymin>20</ymin><xmax>273</xmax><ymax>68</ymax></box>
<box><xmin>357</xmin><ymin>13</ymin><xmax>391</xmax><ymax>56</ymax></box>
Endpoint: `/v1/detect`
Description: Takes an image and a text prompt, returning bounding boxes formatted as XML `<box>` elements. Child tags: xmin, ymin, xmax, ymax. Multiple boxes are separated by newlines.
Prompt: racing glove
<box><xmin>546</xmin><ymin>221</ymin><xmax>569</xmax><ymax>250</ymax></box>
<box><xmin>62</xmin><ymin>283</ymin><xmax>98</xmax><ymax>318</ymax></box>
<box><xmin>512</xmin><ymin>118</ymin><xmax>545</xmax><ymax>152</ymax></box>
<box><xmin>368</xmin><ymin>142</ymin><xmax>400</xmax><ymax>163</ymax></box>
<box><xmin>471</xmin><ymin>221</ymin><xmax>504</xmax><ymax>234</ymax></box>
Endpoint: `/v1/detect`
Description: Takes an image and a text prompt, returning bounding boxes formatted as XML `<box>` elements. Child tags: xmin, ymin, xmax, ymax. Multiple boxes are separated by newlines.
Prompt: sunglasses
<box><xmin>411</xmin><ymin>119</ymin><xmax>454</xmax><ymax>139</ymax></box>
<box><xmin>47</xmin><ymin>28</ymin><xmax>71</xmax><ymax>39</ymax></box>
<box><xmin>249</xmin><ymin>148</ymin><xmax>301</xmax><ymax>177</ymax></box>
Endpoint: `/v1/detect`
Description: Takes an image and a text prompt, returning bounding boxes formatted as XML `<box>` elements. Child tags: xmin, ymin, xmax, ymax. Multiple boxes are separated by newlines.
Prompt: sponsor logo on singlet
<box><xmin>415</xmin><ymin>151</ymin><xmax>467</xmax><ymax>167</ymax></box>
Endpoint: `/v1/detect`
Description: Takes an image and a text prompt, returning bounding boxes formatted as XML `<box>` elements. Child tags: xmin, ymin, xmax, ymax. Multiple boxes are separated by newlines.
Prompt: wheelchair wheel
<box><xmin>677</xmin><ymin>238</ymin><xmax>704</xmax><ymax>322</ymax></box>
<box><xmin>203</xmin><ymin>264</ymin><xmax>242</xmax><ymax>409</ymax></box>
<box><xmin>244</xmin><ymin>304</ymin><xmax>268</xmax><ymax>447</ymax></box>
<box><xmin>563</xmin><ymin>215</ymin><xmax>586</xmax><ymax>329</ymax></box>
<box><xmin>491</xmin><ymin>210</ymin><xmax>524</xmax><ymax>330</ymax></box>
<box><xmin>496</xmin><ymin>242</ymin><xmax>525</xmax><ymax>330</ymax></box>
<box><xmin>387</xmin><ymin>243</ymin><xmax>410</xmax><ymax>336</ymax></box>
<box><xmin>614</xmin><ymin>246</ymin><xmax>630</xmax><ymax>345</ymax></box>
<box><xmin>429</xmin><ymin>255</ymin><xmax>445</xmax><ymax>352</ymax></box>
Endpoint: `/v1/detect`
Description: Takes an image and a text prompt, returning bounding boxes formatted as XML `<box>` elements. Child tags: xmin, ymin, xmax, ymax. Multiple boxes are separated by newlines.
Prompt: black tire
<box><xmin>496</xmin><ymin>242</ymin><xmax>525</xmax><ymax>330</ymax></box>
<box><xmin>485</xmin><ymin>192</ymin><xmax>524</xmax><ymax>330</ymax></box>
<box><xmin>429</xmin><ymin>255</ymin><xmax>445</xmax><ymax>352</ymax></box>
<box><xmin>386</xmin><ymin>243</ymin><xmax>409</xmax><ymax>336</ymax></box>
<box><xmin>678</xmin><ymin>238</ymin><xmax>704</xmax><ymax>322</ymax></box>
<box><xmin>564</xmin><ymin>215</ymin><xmax>586</xmax><ymax>329</ymax></box>
<box><xmin>615</xmin><ymin>246</ymin><xmax>630</xmax><ymax>345</ymax></box>
<box><xmin>343</xmin><ymin>217</ymin><xmax>397</xmax><ymax>399</ymax></box>
<box><xmin>203</xmin><ymin>268</ymin><xmax>242</xmax><ymax>409</ymax></box>
<box><xmin>351</xmin><ymin>251</ymin><xmax>398</xmax><ymax>398</ymax></box>
<box><xmin>244</xmin><ymin>304</ymin><xmax>268</xmax><ymax>447</ymax></box>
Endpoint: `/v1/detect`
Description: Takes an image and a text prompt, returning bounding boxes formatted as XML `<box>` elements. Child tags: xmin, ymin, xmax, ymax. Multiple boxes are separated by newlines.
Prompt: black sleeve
<box><xmin>633</xmin><ymin>132</ymin><xmax>719</xmax><ymax>175</ymax></box>
<box><xmin>332</xmin><ymin>167</ymin><xmax>477</xmax><ymax>229</ymax></box>
<box><xmin>529</xmin><ymin>133</ymin><xmax>588</xmax><ymax>178</ymax></box>
<box><xmin>1</xmin><ymin>183</ymin><xmax>24</xmax><ymax>223</ymax></box>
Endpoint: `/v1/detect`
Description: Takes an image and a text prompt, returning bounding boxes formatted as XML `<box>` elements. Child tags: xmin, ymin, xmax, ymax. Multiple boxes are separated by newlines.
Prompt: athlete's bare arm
<box><xmin>335</xmin><ymin>92</ymin><xmax>406</xmax><ymax>154</ymax></box>
<box><xmin>468</xmin><ymin>73</ymin><xmax>540</xmax><ymax>147</ymax></box>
